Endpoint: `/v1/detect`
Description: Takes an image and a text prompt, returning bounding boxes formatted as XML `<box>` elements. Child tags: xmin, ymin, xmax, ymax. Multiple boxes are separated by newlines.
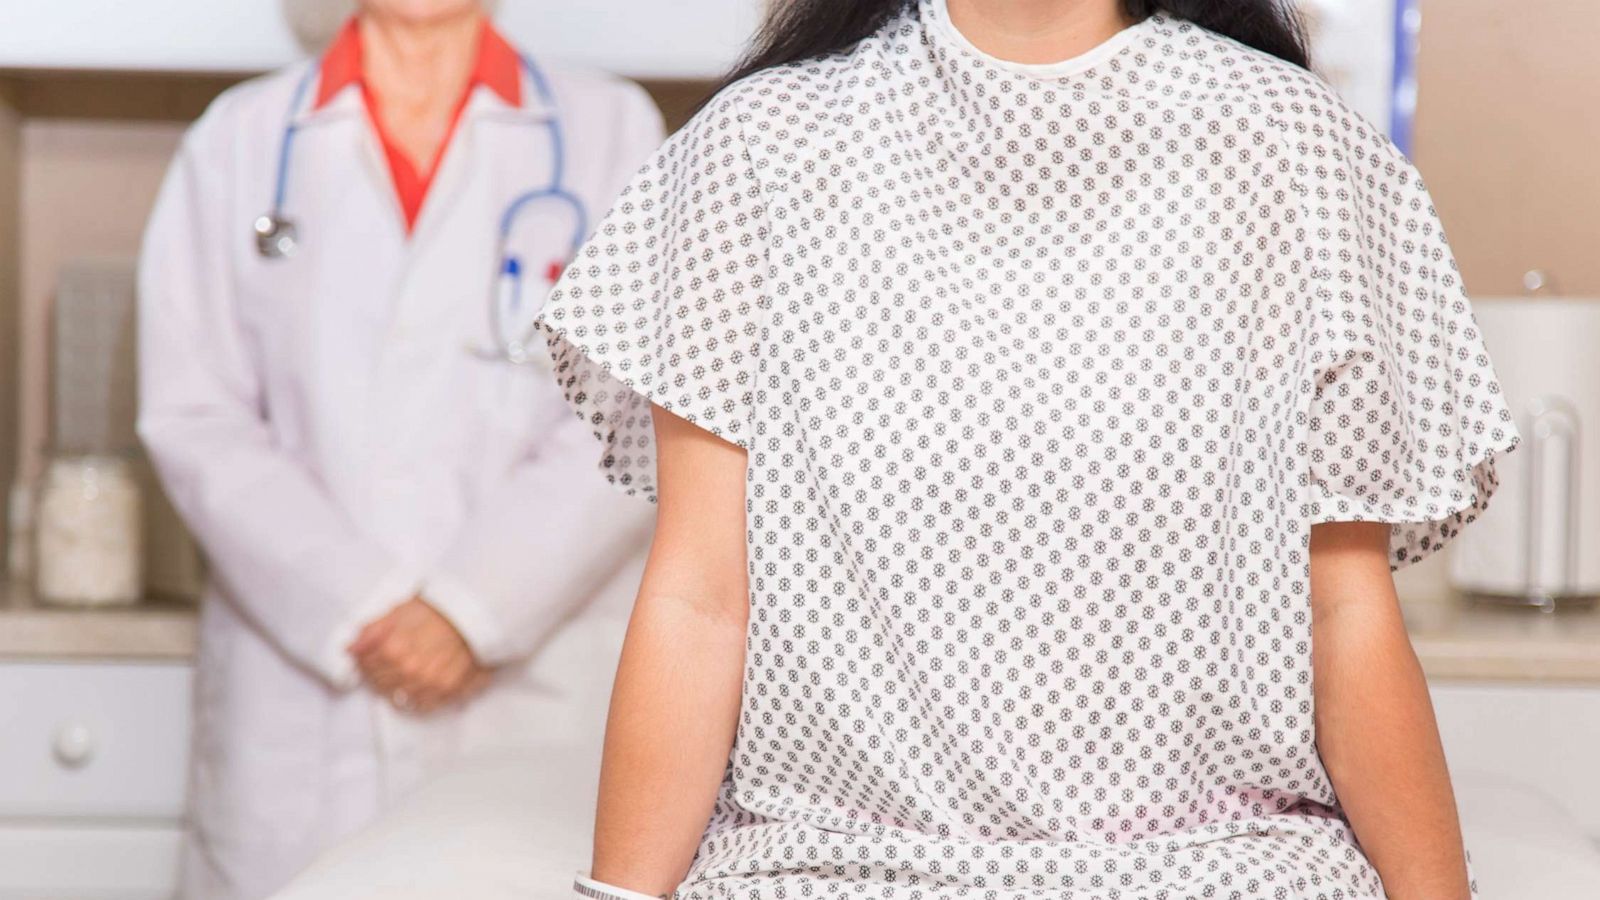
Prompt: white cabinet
<box><xmin>0</xmin><ymin>826</ymin><xmax>185</xmax><ymax>900</ymax></box>
<box><xmin>0</xmin><ymin>661</ymin><xmax>192</xmax><ymax>900</ymax></box>
<box><xmin>0</xmin><ymin>0</ymin><xmax>760</xmax><ymax>78</ymax></box>
<box><xmin>1431</xmin><ymin>683</ymin><xmax>1600</xmax><ymax>900</ymax></box>
<box><xmin>1431</xmin><ymin>682</ymin><xmax>1600</xmax><ymax>835</ymax></box>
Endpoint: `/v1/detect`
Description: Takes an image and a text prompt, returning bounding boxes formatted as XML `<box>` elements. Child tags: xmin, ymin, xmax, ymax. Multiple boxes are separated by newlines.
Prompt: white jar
<box><xmin>34</xmin><ymin>454</ymin><xmax>143</xmax><ymax>607</ymax></box>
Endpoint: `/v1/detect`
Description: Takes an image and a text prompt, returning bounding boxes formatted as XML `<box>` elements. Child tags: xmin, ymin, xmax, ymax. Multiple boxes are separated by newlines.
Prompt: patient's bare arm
<box><xmin>587</xmin><ymin>405</ymin><xmax>750</xmax><ymax>895</ymax></box>
<box><xmin>1310</xmin><ymin>521</ymin><xmax>1471</xmax><ymax>900</ymax></box>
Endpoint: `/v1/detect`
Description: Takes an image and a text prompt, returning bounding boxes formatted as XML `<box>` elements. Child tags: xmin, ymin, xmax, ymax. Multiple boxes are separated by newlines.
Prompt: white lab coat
<box><xmin>137</xmin><ymin>53</ymin><xmax>662</xmax><ymax>900</ymax></box>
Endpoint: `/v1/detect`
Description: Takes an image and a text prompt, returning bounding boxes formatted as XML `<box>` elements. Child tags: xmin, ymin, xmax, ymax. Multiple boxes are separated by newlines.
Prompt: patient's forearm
<box><xmin>1310</xmin><ymin>522</ymin><xmax>1470</xmax><ymax>900</ymax></box>
<box><xmin>589</xmin><ymin>589</ymin><xmax>746</xmax><ymax>894</ymax></box>
<box><xmin>587</xmin><ymin>406</ymin><xmax>751</xmax><ymax>895</ymax></box>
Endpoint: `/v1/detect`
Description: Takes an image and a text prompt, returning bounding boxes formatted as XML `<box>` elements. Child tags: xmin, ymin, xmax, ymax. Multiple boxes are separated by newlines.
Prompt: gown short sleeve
<box><xmin>536</xmin><ymin>93</ymin><xmax>769</xmax><ymax>500</ymax></box>
<box><xmin>1302</xmin><ymin>126</ymin><xmax>1520</xmax><ymax>568</ymax></box>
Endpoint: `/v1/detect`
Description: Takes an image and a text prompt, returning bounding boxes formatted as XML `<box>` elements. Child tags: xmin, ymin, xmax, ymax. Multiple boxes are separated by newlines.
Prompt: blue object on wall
<box><xmin>1391</xmin><ymin>0</ymin><xmax>1422</xmax><ymax>156</ymax></box>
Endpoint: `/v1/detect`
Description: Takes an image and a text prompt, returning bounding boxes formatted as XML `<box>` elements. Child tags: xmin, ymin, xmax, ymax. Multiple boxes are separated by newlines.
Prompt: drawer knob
<box><xmin>52</xmin><ymin>722</ymin><xmax>96</xmax><ymax>768</ymax></box>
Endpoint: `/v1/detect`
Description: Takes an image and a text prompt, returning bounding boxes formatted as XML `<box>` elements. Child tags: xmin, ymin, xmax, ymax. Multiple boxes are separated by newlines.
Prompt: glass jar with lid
<box><xmin>34</xmin><ymin>259</ymin><xmax>145</xmax><ymax>606</ymax></box>
<box><xmin>34</xmin><ymin>451</ymin><xmax>143</xmax><ymax>607</ymax></box>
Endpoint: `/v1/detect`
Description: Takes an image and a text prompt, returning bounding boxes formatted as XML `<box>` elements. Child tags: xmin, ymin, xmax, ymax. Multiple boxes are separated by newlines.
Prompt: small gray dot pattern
<box><xmin>537</xmin><ymin>3</ymin><xmax>1517</xmax><ymax>897</ymax></box>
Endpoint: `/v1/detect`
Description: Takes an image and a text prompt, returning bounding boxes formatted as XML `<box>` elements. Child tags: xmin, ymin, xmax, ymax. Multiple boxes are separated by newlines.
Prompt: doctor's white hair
<box><xmin>281</xmin><ymin>0</ymin><xmax>501</xmax><ymax>53</ymax></box>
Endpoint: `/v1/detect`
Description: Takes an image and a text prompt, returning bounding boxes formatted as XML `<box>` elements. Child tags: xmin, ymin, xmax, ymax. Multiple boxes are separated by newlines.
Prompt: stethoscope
<box><xmin>252</xmin><ymin>53</ymin><xmax>586</xmax><ymax>367</ymax></box>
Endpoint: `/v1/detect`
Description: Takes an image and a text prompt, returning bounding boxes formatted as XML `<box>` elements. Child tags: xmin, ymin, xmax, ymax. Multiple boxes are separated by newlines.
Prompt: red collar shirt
<box><xmin>315</xmin><ymin>18</ymin><xmax>523</xmax><ymax>232</ymax></box>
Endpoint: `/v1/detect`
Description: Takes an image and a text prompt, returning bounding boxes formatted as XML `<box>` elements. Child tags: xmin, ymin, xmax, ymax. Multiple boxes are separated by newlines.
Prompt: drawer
<box><xmin>0</xmin><ymin>823</ymin><xmax>181</xmax><ymax>900</ymax></box>
<box><xmin>0</xmin><ymin>661</ymin><xmax>192</xmax><ymax>820</ymax></box>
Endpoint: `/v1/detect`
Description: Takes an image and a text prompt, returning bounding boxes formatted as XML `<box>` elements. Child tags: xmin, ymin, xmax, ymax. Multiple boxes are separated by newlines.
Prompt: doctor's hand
<box><xmin>349</xmin><ymin>597</ymin><xmax>491</xmax><ymax>714</ymax></box>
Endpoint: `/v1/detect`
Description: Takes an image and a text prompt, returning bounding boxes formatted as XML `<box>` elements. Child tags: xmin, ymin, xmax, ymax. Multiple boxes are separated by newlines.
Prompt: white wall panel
<box><xmin>0</xmin><ymin>0</ymin><xmax>759</xmax><ymax>79</ymax></box>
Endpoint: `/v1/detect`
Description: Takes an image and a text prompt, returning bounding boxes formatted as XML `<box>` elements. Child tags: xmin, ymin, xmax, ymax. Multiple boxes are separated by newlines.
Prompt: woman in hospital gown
<box><xmin>538</xmin><ymin>1</ymin><xmax>1520</xmax><ymax>898</ymax></box>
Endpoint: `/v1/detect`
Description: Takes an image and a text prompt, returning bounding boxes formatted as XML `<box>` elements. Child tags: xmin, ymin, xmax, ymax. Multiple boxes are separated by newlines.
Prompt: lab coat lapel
<box><xmin>286</xmin><ymin>92</ymin><xmax>397</xmax><ymax>255</ymax></box>
<box><xmin>289</xmin><ymin>91</ymin><xmax>408</xmax><ymax>274</ymax></box>
<box><xmin>390</xmin><ymin>88</ymin><xmax>510</xmax><ymax>333</ymax></box>
<box><xmin>364</xmin><ymin>93</ymin><xmax>495</xmax><ymax>485</ymax></box>
<box><xmin>403</xmin><ymin>102</ymin><xmax>477</xmax><ymax>254</ymax></box>
<box><xmin>273</xmin><ymin>89</ymin><xmax>406</xmax><ymax>528</ymax></box>
<box><xmin>403</xmin><ymin>85</ymin><xmax>548</xmax><ymax>260</ymax></box>
<box><xmin>388</xmin><ymin>87</ymin><xmax>548</xmax><ymax>341</ymax></box>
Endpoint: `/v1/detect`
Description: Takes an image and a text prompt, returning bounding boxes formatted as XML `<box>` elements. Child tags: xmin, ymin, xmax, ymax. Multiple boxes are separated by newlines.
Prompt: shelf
<box><xmin>1406</xmin><ymin>595</ymin><xmax>1600</xmax><ymax>684</ymax></box>
<box><xmin>0</xmin><ymin>582</ymin><xmax>197</xmax><ymax>661</ymax></box>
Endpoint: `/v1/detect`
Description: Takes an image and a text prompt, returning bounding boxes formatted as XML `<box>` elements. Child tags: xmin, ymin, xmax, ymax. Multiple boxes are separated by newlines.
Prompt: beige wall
<box><xmin>0</xmin><ymin>74</ymin><xmax>235</xmax><ymax>591</ymax></box>
<box><xmin>0</xmin><ymin>85</ymin><xmax>21</xmax><ymax>555</ymax></box>
<box><xmin>16</xmin><ymin>119</ymin><xmax>185</xmax><ymax>481</ymax></box>
<box><xmin>8</xmin><ymin>119</ymin><xmax>193</xmax><ymax>593</ymax></box>
<box><xmin>1413</xmin><ymin>0</ymin><xmax>1600</xmax><ymax>298</ymax></box>
<box><xmin>3</xmin><ymin>72</ymin><xmax>231</xmax><ymax>495</ymax></box>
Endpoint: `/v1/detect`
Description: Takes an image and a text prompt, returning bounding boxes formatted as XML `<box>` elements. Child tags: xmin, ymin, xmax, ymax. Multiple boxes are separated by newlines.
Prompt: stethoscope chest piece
<box><xmin>502</xmin><ymin>339</ymin><xmax>550</xmax><ymax>370</ymax></box>
<box><xmin>254</xmin><ymin>214</ymin><xmax>298</xmax><ymax>259</ymax></box>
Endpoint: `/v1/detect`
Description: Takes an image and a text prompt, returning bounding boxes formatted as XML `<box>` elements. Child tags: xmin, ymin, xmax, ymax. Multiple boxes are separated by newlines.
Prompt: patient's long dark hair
<box><xmin>717</xmin><ymin>0</ymin><xmax>1308</xmax><ymax>92</ymax></box>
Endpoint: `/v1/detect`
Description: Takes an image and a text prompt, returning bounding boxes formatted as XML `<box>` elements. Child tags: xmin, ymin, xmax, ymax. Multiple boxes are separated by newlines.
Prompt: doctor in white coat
<box><xmin>137</xmin><ymin>2</ymin><xmax>662</xmax><ymax>897</ymax></box>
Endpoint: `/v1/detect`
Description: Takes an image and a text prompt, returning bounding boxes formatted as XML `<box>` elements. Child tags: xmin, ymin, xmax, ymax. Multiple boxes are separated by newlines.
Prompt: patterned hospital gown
<box><xmin>537</xmin><ymin>1</ymin><xmax>1520</xmax><ymax>896</ymax></box>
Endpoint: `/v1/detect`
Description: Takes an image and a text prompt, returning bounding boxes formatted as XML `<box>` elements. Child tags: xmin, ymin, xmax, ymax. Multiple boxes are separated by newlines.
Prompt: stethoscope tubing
<box><xmin>271</xmin><ymin>65</ymin><xmax>319</xmax><ymax>223</ymax></box>
<box><xmin>497</xmin><ymin>186</ymin><xmax>587</xmax><ymax>255</ymax></box>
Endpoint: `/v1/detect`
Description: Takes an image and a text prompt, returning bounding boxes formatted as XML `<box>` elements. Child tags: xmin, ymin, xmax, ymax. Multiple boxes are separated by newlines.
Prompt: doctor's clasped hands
<box><xmin>348</xmin><ymin>597</ymin><xmax>491</xmax><ymax>713</ymax></box>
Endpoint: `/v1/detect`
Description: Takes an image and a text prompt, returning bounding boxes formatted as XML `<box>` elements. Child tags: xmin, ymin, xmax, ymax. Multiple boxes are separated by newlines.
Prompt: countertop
<box><xmin>1405</xmin><ymin>596</ymin><xmax>1600</xmax><ymax>683</ymax></box>
<box><xmin>3</xmin><ymin>578</ymin><xmax>1600</xmax><ymax>681</ymax></box>
<box><xmin>0</xmin><ymin>580</ymin><xmax>198</xmax><ymax>661</ymax></box>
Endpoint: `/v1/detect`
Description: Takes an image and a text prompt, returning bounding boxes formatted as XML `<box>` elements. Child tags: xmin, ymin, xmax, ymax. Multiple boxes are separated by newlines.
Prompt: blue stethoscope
<box><xmin>253</xmin><ymin>54</ymin><xmax>586</xmax><ymax>367</ymax></box>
